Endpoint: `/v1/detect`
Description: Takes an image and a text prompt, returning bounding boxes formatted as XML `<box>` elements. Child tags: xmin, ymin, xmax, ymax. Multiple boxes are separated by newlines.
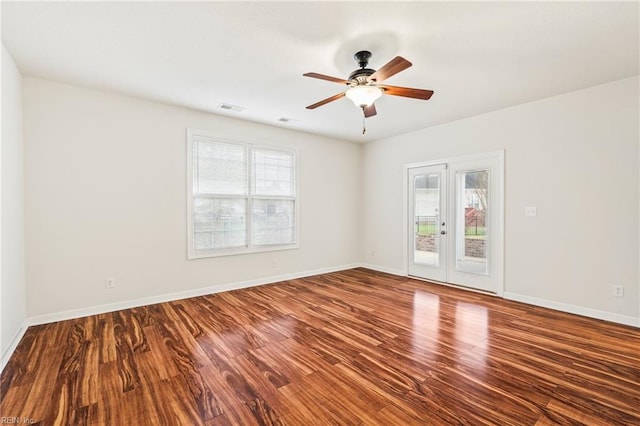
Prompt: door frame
<box><xmin>402</xmin><ymin>151</ymin><xmax>505</xmax><ymax>296</ymax></box>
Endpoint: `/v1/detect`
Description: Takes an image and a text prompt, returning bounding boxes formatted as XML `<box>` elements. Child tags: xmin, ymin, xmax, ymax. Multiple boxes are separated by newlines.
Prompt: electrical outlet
<box><xmin>525</xmin><ymin>206</ymin><xmax>537</xmax><ymax>217</ymax></box>
<box><xmin>271</xmin><ymin>258</ymin><xmax>278</xmax><ymax>267</ymax></box>
<box><xmin>612</xmin><ymin>285</ymin><xmax>624</xmax><ymax>297</ymax></box>
<box><xmin>105</xmin><ymin>277</ymin><xmax>115</xmax><ymax>289</ymax></box>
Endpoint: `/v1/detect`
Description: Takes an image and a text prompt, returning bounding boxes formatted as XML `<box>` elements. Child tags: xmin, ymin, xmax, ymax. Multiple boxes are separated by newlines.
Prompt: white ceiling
<box><xmin>2</xmin><ymin>1</ymin><xmax>638</xmax><ymax>143</ymax></box>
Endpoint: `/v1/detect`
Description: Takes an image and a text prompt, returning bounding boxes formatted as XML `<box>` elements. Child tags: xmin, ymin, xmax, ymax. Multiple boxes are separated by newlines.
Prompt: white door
<box><xmin>407</xmin><ymin>153</ymin><xmax>504</xmax><ymax>294</ymax></box>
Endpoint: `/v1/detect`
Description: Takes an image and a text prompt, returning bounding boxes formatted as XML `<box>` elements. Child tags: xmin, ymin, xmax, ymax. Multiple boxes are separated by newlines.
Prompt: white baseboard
<box><xmin>28</xmin><ymin>263</ymin><xmax>361</xmax><ymax>326</ymax></box>
<box><xmin>1</xmin><ymin>318</ymin><xmax>29</xmax><ymax>372</ymax></box>
<box><xmin>362</xmin><ymin>262</ymin><xmax>639</xmax><ymax>328</ymax></box>
<box><xmin>503</xmin><ymin>291</ymin><xmax>639</xmax><ymax>328</ymax></box>
<box><xmin>4</xmin><ymin>263</ymin><xmax>638</xmax><ymax>375</ymax></box>
<box><xmin>359</xmin><ymin>263</ymin><xmax>406</xmax><ymax>277</ymax></box>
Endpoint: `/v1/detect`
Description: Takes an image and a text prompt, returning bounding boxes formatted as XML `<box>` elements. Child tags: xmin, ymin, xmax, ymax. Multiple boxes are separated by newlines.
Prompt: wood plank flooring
<box><xmin>1</xmin><ymin>268</ymin><xmax>639</xmax><ymax>425</ymax></box>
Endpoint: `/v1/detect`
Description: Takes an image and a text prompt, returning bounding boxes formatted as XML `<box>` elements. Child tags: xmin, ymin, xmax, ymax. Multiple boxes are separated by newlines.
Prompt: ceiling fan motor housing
<box><xmin>348</xmin><ymin>68</ymin><xmax>375</xmax><ymax>83</ymax></box>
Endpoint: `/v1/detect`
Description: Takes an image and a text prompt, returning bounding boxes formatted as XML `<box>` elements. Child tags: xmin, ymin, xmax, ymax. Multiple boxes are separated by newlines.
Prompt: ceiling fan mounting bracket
<box><xmin>354</xmin><ymin>50</ymin><xmax>372</xmax><ymax>68</ymax></box>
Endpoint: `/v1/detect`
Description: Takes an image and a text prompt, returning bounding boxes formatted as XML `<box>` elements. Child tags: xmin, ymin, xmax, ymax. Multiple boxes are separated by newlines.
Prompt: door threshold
<box><xmin>407</xmin><ymin>274</ymin><xmax>497</xmax><ymax>296</ymax></box>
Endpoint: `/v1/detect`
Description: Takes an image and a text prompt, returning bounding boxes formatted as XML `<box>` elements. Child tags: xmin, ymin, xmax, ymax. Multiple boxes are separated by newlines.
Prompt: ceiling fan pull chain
<box><xmin>362</xmin><ymin>112</ymin><xmax>366</xmax><ymax>135</ymax></box>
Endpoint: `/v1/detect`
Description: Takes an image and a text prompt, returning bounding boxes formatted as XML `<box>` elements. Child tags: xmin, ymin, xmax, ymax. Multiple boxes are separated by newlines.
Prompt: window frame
<box><xmin>187</xmin><ymin>128</ymin><xmax>299</xmax><ymax>259</ymax></box>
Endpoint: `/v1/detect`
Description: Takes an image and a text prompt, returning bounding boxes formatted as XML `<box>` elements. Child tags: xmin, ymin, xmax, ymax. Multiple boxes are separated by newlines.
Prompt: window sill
<box><xmin>187</xmin><ymin>243</ymin><xmax>299</xmax><ymax>260</ymax></box>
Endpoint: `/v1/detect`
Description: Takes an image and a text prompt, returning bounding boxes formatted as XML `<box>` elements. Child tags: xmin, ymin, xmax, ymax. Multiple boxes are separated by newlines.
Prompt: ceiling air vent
<box><xmin>217</xmin><ymin>103</ymin><xmax>245</xmax><ymax>112</ymax></box>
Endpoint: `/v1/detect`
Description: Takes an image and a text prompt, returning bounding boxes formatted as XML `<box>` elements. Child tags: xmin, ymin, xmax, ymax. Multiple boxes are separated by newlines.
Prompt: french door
<box><xmin>407</xmin><ymin>153</ymin><xmax>503</xmax><ymax>293</ymax></box>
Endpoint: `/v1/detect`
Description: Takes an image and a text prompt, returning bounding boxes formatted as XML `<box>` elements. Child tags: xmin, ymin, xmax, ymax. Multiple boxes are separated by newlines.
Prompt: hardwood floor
<box><xmin>1</xmin><ymin>268</ymin><xmax>639</xmax><ymax>425</ymax></box>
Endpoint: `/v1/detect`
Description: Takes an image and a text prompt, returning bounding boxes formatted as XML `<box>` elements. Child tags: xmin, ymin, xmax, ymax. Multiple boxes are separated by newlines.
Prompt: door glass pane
<box><xmin>414</xmin><ymin>173</ymin><xmax>440</xmax><ymax>266</ymax></box>
<box><xmin>455</xmin><ymin>170</ymin><xmax>488</xmax><ymax>275</ymax></box>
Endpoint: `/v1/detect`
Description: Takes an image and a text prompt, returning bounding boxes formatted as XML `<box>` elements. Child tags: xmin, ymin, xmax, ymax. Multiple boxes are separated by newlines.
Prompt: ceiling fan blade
<box><xmin>369</xmin><ymin>56</ymin><xmax>412</xmax><ymax>83</ymax></box>
<box><xmin>306</xmin><ymin>92</ymin><xmax>346</xmax><ymax>109</ymax></box>
<box><xmin>363</xmin><ymin>104</ymin><xmax>377</xmax><ymax>118</ymax></box>
<box><xmin>303</xmin><ymin>72</ymin><xmax>349</xmax><ymax>85</ymax></box>
<box><xmin>381</xmin><ymin>85</ymin><xmax>434</xmax><ymax>100</ymax></box>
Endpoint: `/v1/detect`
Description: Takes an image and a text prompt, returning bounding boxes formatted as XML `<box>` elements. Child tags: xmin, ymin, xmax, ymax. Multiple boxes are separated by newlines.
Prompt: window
<box><xmin>187</xmin><ymin>129</ymin><xmax>297</xmax><ymax>259</ymax></box>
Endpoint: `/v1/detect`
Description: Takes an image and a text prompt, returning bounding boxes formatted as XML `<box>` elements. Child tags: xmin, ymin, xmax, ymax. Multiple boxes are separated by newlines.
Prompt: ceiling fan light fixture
<box><xmin>345</xmin><ymin>85</ymin><xmax>383</xmax><ymax>108</ymax></box>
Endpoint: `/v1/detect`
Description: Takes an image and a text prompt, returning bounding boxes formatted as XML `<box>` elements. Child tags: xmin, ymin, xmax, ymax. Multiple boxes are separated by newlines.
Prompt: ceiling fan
<box><xmin>304</xmin><ymin>50</ymin><xmax>434</xmax><ymax>119</ymax></box>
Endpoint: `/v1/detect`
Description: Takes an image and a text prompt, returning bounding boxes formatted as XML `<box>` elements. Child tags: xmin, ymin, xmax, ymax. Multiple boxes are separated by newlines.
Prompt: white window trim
<box><xmin>187</xmin><ymin>128</ymin><xmax>299</xmax><ymax>259</ymax></box>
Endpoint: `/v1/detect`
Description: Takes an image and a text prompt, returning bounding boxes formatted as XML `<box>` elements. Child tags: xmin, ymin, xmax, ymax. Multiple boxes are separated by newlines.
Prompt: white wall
<box><xmin>23</xmin><ymin>77</ymin><xmax>361</xmax><ymax>319</ymax></box>
<box><xmin>16</xmin><ymin>73</ymin><xmax>640</xmax><ymax>328</ymax></box>
<box><xmin>362</xmin><ymin>76</ymin><xmax>639</xmax><ymax>324</ymax></box>
<box><xmin>1</xmin><ymin>45</ymin><xmax>27</xmax><ymax>363</ymax></box>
